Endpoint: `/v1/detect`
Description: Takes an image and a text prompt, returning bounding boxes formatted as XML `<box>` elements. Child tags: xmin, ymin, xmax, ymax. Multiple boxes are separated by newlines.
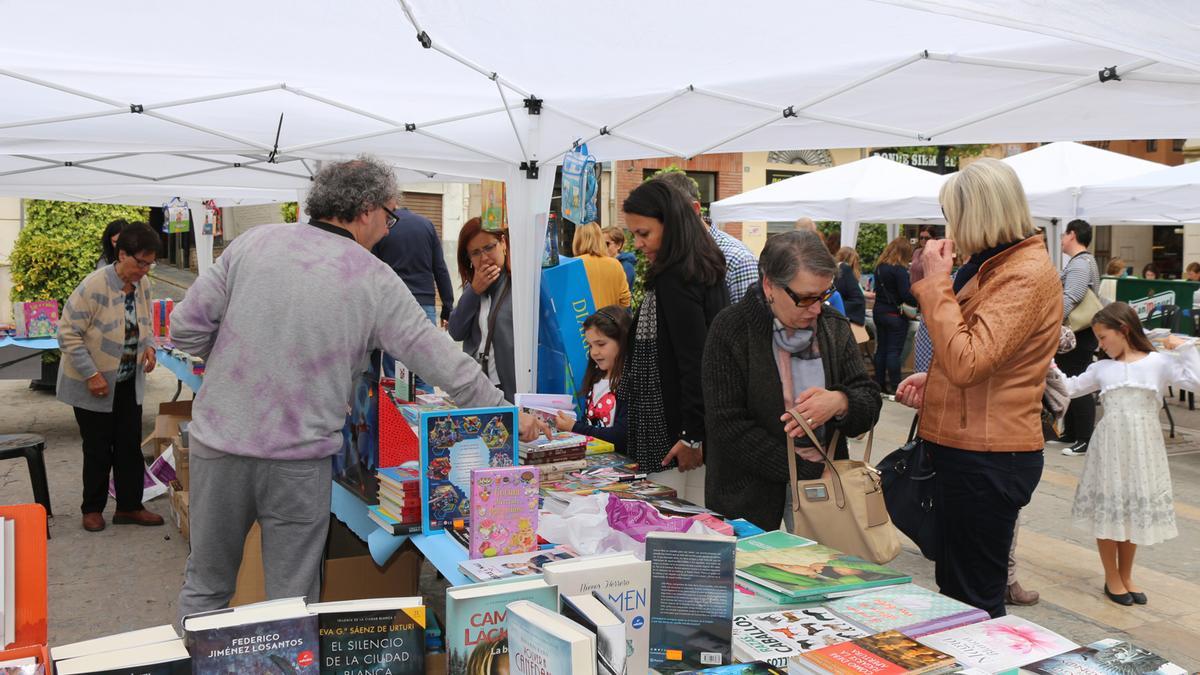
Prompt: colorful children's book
<box><xmin>646</xmin><ymin>531</ymin><xmax>738</xmax><ymax>672</ymax></box>
<box><xmin>183</xmin><ymin>597</ymin><xmax>319</xmax><ymax>674</ymax></box>
<box><xmin>445</xmin><ymin>578</ymin><xmax>559</xmax><ymax>675</ymax></box>
<box><xmin>309</xmin><ymin>597</ymin><xmax>425</xmax><ymax>675</ymax></box>
<box><xmin>468</xmin><ymin>465</ymin><xmax>540</xmax><ymax>559</ymax></box>
<box><xmin>13</xmin><ymin>301</ymin><xmax>58</xmax><ymax>339</ymax></box>
<box><xmin>335</xmin><ymin>364</ymin><xmax>383</xmax><ymax>505</ymax></box>
<box><xmin>458</xmin><ymin>545</ymin><xmax>580</xmax><ymax>583</ymax></box>
<box><xmin>733</xmin><ymin>607</ymin><xmax>867</xmax><ymax>667</ymax></box>
<box><xmin>826</xmin><ymin>584</ymin><xmax>989</xmax><ymax>638</ymax></box>
<box><xmin>505</xmin><ymin>600</ymin><xmax>597</xmax><ymax>675</ymax></box>
<box><xmin>419</xmin><ymin>406</ymin><xmax>518</xmax><ymax>535</ymax></box>
<box><xmin>1022</xmin><ymin>638</ymin><xmax>1188</xmax><ymax>675</ymax></box>
<box><xmin>792</xmin><ymin>630</ymin><xmax>958</xmax><ymax>675</ymax></box>
<box><xmin>735</xmin><ymin>533</ymin><xmax>909</xmax><ymax>603</ymax></box>
<box><xmin>917</xmin><ymin>616</ymin><xmax>1077</xmax><ymax>673</ymax></box>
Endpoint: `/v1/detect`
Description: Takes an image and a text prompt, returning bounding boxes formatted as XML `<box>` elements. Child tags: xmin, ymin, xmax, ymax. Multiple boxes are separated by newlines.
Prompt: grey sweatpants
<box><xmin>176</xmin><ymin>450</ymin><xmax>332</xmax><ymax>627</ymax></box>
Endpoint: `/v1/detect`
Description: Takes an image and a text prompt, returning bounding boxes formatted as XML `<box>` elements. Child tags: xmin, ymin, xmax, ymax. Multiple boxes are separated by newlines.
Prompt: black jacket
<box><xmin>371</xmin><ymin>208</ymin><xmax>455</xmax><ymax>320</ymax></box>
<box><xmin>702</xmin><ymin>286</ymin><xmax>881</xmax><ymax>530</ymax></box>
<box><xmin>835</xmin><ymin>263</ymin><xmax>867</xmax><ymax>325</ymax></box>
<box><xmin>873</xmin><ymin>263</ymin><xmax>916</xmax><ymax>316</ymax></box>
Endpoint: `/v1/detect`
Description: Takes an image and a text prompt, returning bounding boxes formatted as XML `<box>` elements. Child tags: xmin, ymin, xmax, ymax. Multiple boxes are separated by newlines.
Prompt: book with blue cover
<box><xmin>445</xmin><ymin>578</ymin><xmax>559</xmax><ymax>675</ymax></box>
<box><xmin>505</xmin><ymin>600</ymin><xmax>596</xmax><ymax>675</ymax></box>
<box><xmin>419</xmin><ymin>406</ymin><xmax>518</xmax><ymax>535</ymax></box>
<box><xmin>646</xmin><ymin>531</ymin><xmax>738</xmax><ymax>673</ymax></box>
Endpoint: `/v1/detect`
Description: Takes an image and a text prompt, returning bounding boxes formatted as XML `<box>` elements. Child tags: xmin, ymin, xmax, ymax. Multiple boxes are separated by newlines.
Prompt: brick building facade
<box><xmin>613</xmin><ymin>152</ymin><xmax>744</xmax><ymax>239</ymax></box>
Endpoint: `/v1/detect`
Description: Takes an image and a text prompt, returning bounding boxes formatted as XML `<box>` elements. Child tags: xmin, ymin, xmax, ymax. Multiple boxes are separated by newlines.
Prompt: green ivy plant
<box><xmin>281</xmin><ymin>202</ymin><xmax>299</xmax><ymax>223</ymax></box>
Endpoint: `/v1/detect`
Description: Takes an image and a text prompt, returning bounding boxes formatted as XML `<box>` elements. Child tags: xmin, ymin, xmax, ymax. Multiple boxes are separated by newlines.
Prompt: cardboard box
<box><xmin>425</xmin><ymin>653</ymin><xmax>446</xmax><ymax>675</ymax></box>
<box><xmin>168</xmin><ymin>481</ymin><xmax>189</xmax><ymax>541</ymax></box>
<box><xmin>172</xmin><ymin>433</ymin><xmax>190</xmax><ymax>490</ymax></box>
<box><xmin>141</xmin><ymin>400</ymin><xmax>192</xmax><ymax>459</ymax></box>
<box><xmin>321</xmin><ymin>517</ymin><xmax>421</xmax><ymax>601</ymax></box>
<box><xmin>230</xmin><ymin>523</ymin><xmax>265</xmax><ymax>607</ymax></box>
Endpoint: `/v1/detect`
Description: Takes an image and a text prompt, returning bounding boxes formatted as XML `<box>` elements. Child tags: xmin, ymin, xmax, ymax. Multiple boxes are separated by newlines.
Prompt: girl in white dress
<box><xmin>1056</xmin><ymin>302</ymin><xmax>1200</xmax><ymax>606</ymax></box>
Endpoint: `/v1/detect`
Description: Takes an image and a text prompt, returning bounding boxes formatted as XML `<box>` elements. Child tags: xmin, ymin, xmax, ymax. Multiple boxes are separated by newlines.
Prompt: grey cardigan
<box><xmin>447</xmin><ymin>271</ymin><xmax>515</xmax><ymax>401</ymax></box>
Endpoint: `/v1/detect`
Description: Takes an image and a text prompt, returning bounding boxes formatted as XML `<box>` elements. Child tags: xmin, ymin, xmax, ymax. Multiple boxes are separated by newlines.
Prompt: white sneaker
<box><xmin>1061</xmin><ymin>441</ymin><xmax>1088</xmax><ymax>456</ymax></box>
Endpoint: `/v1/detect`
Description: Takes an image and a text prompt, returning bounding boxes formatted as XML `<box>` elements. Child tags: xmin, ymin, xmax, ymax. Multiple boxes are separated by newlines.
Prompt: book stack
<box><xmin>534</xmin><ymin>458</ymin><xmax>589</xmax><ymax>482</ymax></box>
<box><xmin>51</xmin><ymin>626</ymin><xmax>189</xmax><ymax>675</ymax></box>
<box><xmin>519</xmin><ymin>432</ymin><xmax>589</xmax><ymax>464</ymax></box>
<box><xmin>790</xmin><ymin>630</ymin><xmax>959</xmax><ymax>675</ymax></box>
<box><xmin>370</xmin><ymin>466</ymin><xmax>422</xmax><ymax>535</ymax></box>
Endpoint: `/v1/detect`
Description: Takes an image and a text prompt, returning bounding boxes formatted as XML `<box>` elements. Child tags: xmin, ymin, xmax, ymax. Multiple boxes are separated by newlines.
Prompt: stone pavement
<box><xmin>145</xmin><ymin>265</ymin><xmax>197</xmax><ymax>303</ymax></box>
<box><xmin>0</xmin><ymin>369</ymin><xmax>1197</xmax><ymax>668</ymax></box>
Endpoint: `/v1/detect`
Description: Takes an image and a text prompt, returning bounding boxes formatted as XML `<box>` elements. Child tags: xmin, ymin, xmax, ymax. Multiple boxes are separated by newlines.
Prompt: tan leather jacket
<box><xmin>913</xmin><ymin>236</ymin><xmax>1062</xmax><ymax>452</ymax></box>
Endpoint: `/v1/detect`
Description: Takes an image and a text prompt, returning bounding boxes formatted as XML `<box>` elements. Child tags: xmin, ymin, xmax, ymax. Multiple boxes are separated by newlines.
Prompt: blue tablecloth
<box><xmin>156</xmin><ymin>348</ymin><xmax>204</xmax><ymax>393</ymax></box>
<box><xmin>0</xmin><ymin>337</ymin><xmax>59</xmax><ymax>350</ymax></box>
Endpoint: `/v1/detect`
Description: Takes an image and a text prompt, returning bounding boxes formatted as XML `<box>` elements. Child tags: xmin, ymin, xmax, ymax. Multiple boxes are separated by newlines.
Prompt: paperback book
<box><xmin>826</xmin><ymin>584</ymin><xmax>989</xmax><ymax>638</ymax></box>
<box><xmin>917</xmin><ymin>616</ymin><xmax>1077</xmax><ymax>673</ymax></box>
<box><xmin>505</xmin><ymin>600</ymin><xmax>597</xmax><ymax>675</ymax></box>
<box><xmin>445</xmin><ymin>578</ymin><xmax>559</xmax><ymax>675</ymax></box>
<box><xmin>561</xmin><ymin>592</ymin><xmax>627</xmax><ymax>675</ymax></box>
<box><xmin>646</xmin><ymin>531</ymin><xmax>738</xmax><ymax>672</ymax></box>
<box><xmin>735</xmin><ymin>534</ymin><xmax>909</xmax><ymax>603</ymax></box>
<box><xmin>183</xmin><ymin>597</ymin><xmax>319</xmax><ymax>674</ymax></box>
<box><xmin>1022</xmin><ymin>638</ymin><xmax>1188</xmax><ymax>675</ymax></box>
<box><xmin>792</xmin><ymin>630</ymin><xmax>958</xmax><ymax>675</ymax></box>
<box><xmin>543</xmin><ymin>553</ymin><xmax>651</xmax><ymax>675</ymax></box>
<box><xmin>458</xmin><ymin>546</ymin><xmax>580</xmax><ymax>583</ymax></box>
<box><xmin>733</xmin><ymin>607</ymin><xmax>866</xmax><ymax>667</ymax></box>
<box><xmin>420</xmin><ymin>406</ymin><xmax>519</xmax><ymax>535</ymax></box>
<box><xmin>53</xmin><ymin>641</ymin><xmax>190</xmax><ymax>675</ymax></box>
<box><xmin>309</xmin><ymin>597</ymin><xmax>425</xmax><ymax>675</ymax></box>
<box><xmin>468</xmin><ymin>466</ymin><xmax>541</xmax><ymax>559</ymax></box>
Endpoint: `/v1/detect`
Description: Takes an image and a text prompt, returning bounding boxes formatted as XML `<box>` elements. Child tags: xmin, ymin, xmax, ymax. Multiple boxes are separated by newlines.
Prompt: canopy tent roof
<box><xmin>709</xmin><ymin>156</ymin><xmax>947</xmax><ymax>225</ymax></box>
<box><xmin>1078</xmin><ymin>161</ymin><xmax>1200</xmax><ymax>225</ymax></box>
<box><xmin>1000</xmin><ymin>141</ymin><xmax>1167</xmax><ymax>218</ymax></box>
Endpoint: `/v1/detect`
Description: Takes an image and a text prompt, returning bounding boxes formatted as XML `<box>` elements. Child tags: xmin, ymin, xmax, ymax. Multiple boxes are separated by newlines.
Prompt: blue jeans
<box><xmin>874</xmin><ymin>312</ymin><xmax>909</xmax><ymax>393</ymax></box>
<box><xmin>382</xmin><ymin>304</ymin><xmax>438</xmax><ymax>394</ymax></box>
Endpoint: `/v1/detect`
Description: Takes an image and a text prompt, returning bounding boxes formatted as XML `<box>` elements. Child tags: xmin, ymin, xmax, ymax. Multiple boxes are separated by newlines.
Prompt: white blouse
<box><xmin>1059</xmin><ymin>342</ymin><xmax>1200</xmax><ymax>398</ymax></box>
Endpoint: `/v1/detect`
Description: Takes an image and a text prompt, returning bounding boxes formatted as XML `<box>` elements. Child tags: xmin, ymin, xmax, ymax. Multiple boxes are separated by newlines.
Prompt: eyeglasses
<box><xmin>123</xmin><ymin>254</ymin><xmax>156</xmax><ymax>270</ymax></box>
<box><xmin>379</xmin><ymin>205</ymin><xmax>399</xmax><ymax>230</ymax></box>
<box><xmin>469</xmin><ymin>241</ymin><xmax>501</xmax><ymax>260</ymax></box>
<box><xmin>781</xmin><ymin>283</ymin><xmax>835</xmax><ymax>308</ymax></box>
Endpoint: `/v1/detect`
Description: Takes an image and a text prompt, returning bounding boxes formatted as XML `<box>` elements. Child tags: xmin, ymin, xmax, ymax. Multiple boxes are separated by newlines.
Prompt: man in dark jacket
<box><xmin>372</xmin><ymin>207</ymin><xmax>455</xmax><ymax>325</ymax></box>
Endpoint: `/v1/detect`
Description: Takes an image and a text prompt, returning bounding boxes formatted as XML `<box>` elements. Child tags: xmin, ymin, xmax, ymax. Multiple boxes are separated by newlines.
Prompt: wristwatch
<box><xmin>680</xmin><ymin>439</ymin><xmax>703</xmax><ymax>449</ymax></box>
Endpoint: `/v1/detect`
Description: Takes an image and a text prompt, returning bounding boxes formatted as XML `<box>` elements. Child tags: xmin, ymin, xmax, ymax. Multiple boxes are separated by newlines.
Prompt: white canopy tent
<box><xmin>2</xmin><ymin>1</ymin><xmax>1200</xmax><ymax>390</ymax></box>
<box><xmin>1077</xmin><ymin>161</ymin><xmax>1200</xmax><ymax>225</ymax></box>
<box><xmin>999</xmin><ymin>142</ymin><xmax>1167</xmax><ymax>265</ymax></box>
<box><xmin>709</xmin><ymin>156</ymin><xmax>947</xmax><ymax>247</ymax></box>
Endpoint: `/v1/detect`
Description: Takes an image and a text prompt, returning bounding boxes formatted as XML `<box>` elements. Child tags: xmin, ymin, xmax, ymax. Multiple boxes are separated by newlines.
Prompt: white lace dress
<box><xmin>1059</xmin><ymin>343</ymin><xmax>1200</xmax><ymax>545</ymax></box>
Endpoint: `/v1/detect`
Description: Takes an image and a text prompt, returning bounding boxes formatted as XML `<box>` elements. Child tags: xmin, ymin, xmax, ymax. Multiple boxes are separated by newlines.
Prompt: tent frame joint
<box><xmin>1098</xmin><ymin>65</ymin><xmax>1121</xmax><ymax>83</ymax></box>
<box><xmin>129</xmin><ymin>104</ymin><xmax>144</xmax><ymax>114</ymax></box>
<box><xmin>416</xmin><ymin>30</ymin><xmax>432</xmax><ymax>48</ymax></box>
<box><xmin>524</xmin><ymin>96</ymin><xmax>543</xmax><ymax>115</ymax></box>
<box><xmin>782</xmin><ymin>106</ymin><xmax>798</xmax><ymax>119</ymax></box>
<box><xmin>404</xmin><ymin>122</ymin><xmax>416</xmax><ymax>132</ymax></box>
<box><xmin>520</xmin><ymin>159</ymin><xmax>539</xmax><ymax>179</ymax></box>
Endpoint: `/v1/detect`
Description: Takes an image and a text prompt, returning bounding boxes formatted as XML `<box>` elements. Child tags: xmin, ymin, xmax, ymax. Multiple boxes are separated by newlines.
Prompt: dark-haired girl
<box><xmin>618</xmin><ymin>179</ymin><xmax>727</xmax><ymax>499</ymax></box>
<box><xmin>1055</xmin><ymin>302</ymin><xmax>1200</xmax><ymax>606</ymax></box>
<box><xmin>555</xmin><ymin>306</ymin><xmax>631</xmax><ymax>454</ymax></box>
<box><xmin>97</xmin><ymin>219</ymin><xmax>128</xmax><ymax>269</ymax></box>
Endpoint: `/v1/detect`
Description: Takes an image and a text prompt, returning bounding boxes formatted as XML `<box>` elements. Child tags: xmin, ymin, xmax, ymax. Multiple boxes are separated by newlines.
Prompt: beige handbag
<box><xmin>785</xmin><ymin>410</ymin><xmax>901</xmax><ymax>564</ymax></box>
<box><xmin>1066</xmin><ymin>288</ymin><xmax>1103</xmax><ymax>333</ymax></box>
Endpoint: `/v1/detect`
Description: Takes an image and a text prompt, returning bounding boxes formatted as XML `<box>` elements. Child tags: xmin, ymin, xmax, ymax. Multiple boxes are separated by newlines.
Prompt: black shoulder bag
<box><xmin>875</xmin><ymin>413</ymin><xmax>939</xmax><ymax>560</ymax></box>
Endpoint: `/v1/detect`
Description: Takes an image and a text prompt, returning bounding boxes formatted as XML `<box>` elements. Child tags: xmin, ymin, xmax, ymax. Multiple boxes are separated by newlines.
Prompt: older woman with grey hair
<box><xmin>702</xmin><ymin>230</ymin><xmax>882</xmax><ymax>531</ymax></box>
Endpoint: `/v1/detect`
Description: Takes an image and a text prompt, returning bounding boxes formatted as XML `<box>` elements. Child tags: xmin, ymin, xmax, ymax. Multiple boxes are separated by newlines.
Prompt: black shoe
<box><xmin>1104</xmin><ymin>584</ymin><xmax>1133</xmax><ymax>606</ymax></box>
<box><xmin>1062</xmin><ymin>440</ymin><xmax>1088</xmax><ymax>456</ymax></box>
<box><xmin>1129</xmin><ymin>591</ymin><xmax>1147</xmax><ymax>605</ymax></box>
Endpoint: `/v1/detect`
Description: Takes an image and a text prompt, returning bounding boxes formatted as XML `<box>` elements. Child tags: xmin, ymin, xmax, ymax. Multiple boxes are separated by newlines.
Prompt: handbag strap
<box><xmin>480</xmin><ymin>276</ymin><xmax>511</xmax><ymax>358</ymax></box>
<box><xmin>785</xmin><ymin>410</ymin><xmax>845</xmax><ymax>511</ymax></box>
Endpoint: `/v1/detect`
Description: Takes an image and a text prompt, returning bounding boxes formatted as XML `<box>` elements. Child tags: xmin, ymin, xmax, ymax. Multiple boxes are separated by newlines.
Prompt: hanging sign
<box><xmin>165</xmin><ymin>201</ymin><xmax>191</xmax><ymax>234</ymax></box>
<box><xmin>481</xmin><ymin>179</ymin><xmax>508</xmax><ymax>232</ymax></box>
<box><xmin>201</xmin><ymin>208</ymin><xmax>216</xmax><ymax>236</ymax></box>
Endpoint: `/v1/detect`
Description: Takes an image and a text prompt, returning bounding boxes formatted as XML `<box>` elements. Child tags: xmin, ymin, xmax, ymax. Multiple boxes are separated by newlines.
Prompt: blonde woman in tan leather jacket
<box><xmin>895</xmin><ymin>158</ymin><xmax>1062</xmax><ymax>619</ymax></box>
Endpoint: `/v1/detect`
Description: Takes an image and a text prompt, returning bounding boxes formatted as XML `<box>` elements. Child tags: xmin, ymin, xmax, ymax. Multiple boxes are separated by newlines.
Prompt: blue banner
<box><xmin>537</xmin><ymin>256</ymin><xmax>594</xmax><ymax>410</ymax></box>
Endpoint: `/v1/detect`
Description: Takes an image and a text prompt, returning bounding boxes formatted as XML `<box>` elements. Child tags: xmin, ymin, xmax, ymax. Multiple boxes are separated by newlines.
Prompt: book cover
<box><xmin>735</xmin><ymin>537</ymin><xmax>909</xmax><ymax>602</ymax></box>
<box><xmin>798</xmin><ymin>630</ymin><xmax>956</xmax><ymax>675</ymax></box>
<box><xmin>826</xmin><ymin>584</ymin><xmax>989</xmax><ymax>638</ymax></box>
<box><xmin>733</xmin><ymin>607</ymin><xmax>866</xmax><ymax>666</ymax></box>
<box><xmin>420</xmin><ymin>406</ymin><xmax>519</xmax><ymax>535</ymax></box>
<box><xmin>54</xmin><ymin>640</ymin><xmax>190</xmax><ymax>675</ymax></box>
<box><xmin>14</xmin><ymin>300</ymin><xmax>58</xmax><ymax>339</ymax></box>
<box><xmin>600</xmin><ymin>480</ymin><xmax>677</xmax><ymax>500</ymax></box>
<box><xmin>677</xmin><ymin>664</ymin><xmax>786</xmax><ymax>675</ymax></box>
<box><xmin>561</xmin><ymin>593</ymin><xmax>627</xmax><ymax>675</ymax></box>
<box><xmin>458</xmin><ymin>546</ymin><xmax>580</xmax><ymax>582</ymax></box>
<box><xmin>185</xmin><ymin>614</ymin><xmax>319</xmax><ymax>674</ymax></box>
<box><xmin>469</xmin><ymin>466</ymin><xmax>540</xmax><ymax>559</ymax></box>
<box><xmin>505</xmin><ymin>600</ymin><xmax>596</xmax><ymax>675</ymax></box>
<box><xmin>335</xmin><ymin>365</ymin><xmax>383</xmax><ymax>505</ymax></box>
<box><xmin>313</xmin><ymin>602</ymin><xmax>425</xmax><ymax>675</ymax></box>
<box><xmin>543</xmin><ymin>553</ymin><xmax>651</xmax><ymax>675</ymax></box>
<box><xmin>1022</xmin><ymin>639</ymin><xmax>1188</xmax><ymax>675</ymax></box>
<box><xmin>918</xmin><ymin>616</ymin><xmax>1077</xmax><ymax>673</ymax></box>
<box><xmin>646</xmin><ymin>532</ymin><xmax>737</xmax><ymax>672</ymax></box>
<box><xmin>445</xmin><ymin>578</ymin><xmax>559</xmax><ymax>675</ymax></box>
<box><xmin>521</xmin><ymin>432</ymin><xmax>589</xmax><ymax>453</ymax></box>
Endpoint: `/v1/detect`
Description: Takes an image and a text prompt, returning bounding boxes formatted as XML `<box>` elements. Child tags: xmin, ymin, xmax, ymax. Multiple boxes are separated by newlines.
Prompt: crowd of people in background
<box><xmin>58</xmin><ymin>155</ymin><xmax>1189</xmax><ymax>628</ymax></box>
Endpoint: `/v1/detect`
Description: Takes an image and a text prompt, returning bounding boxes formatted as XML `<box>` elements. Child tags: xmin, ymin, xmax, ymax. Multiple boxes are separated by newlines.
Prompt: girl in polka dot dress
<box><xmin>555</xmin><ymin>306</ymin><xmax>631</xmax><ymax>453</ymax></box>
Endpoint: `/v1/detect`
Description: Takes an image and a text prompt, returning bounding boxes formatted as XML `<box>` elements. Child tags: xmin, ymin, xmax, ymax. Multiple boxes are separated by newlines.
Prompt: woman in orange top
<box><xmin>573</xmin><ymin>222</ymin><xmax>632</xmax><ymax>309</ymax></box>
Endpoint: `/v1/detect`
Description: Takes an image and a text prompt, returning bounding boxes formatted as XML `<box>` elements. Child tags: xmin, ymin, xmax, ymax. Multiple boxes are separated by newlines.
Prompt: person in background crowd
<box><xmin>371</xmin><ymin>206</ymin><xmax>455</xmax><ymax>327</ymax></box>
<box><xmin>896</xmin><ymin>158</ymin><xmax>1061</xmax><ymax>619</ymax></box>
<box><xmin>703</xmin><ymin>231</ymin><xmax>881</xmax><ymax>531</ymax></box>
<box><xmin>572</xmin><ymin>222</ymin><xmax>631</xmax><ymax>309</ymax></box>
<box><xmin>1142</xmin><ymin>263</ymin><xmax>1159</xmax><ymax>280</ymax></box>
<box><xmin>1185</xmin><ymin>262</ymin><xmax>1200</xmax><ymax>282</ymax></box>
<box><xmin>171</xmin><ymin>157</ymin><xmax>546</xmax><ymax>624</ymax></box>
<box><xmin>448</xmin><ymin>218</ymin><xmax>516</xmax><ymax>402</ymax></box>
<box><xmin>872</xmin><ymin>237</ymin><xmax>917</xmax><ymax>395</ymax></box>
<box><xmin>97</xmin><ymin>219</ymin><xmax>128</xmax><ymax>270</ymax></box>
<box><xmin>833</xmin><ymin>247</ymin><xmax>867</xmax><ymax>326</ymax></box>
<box><xmin>620</xmin><ymin>179</ymin><xmax>727</xmax><ymax>502</ymax></box>
<box><xmin>1055</xmin><ymin>303</ymin><xmax>1195</xmax><ymax>606</ymax></box>
<box><xmin>917</xmin><ymin>227</ymin><xmax>935</xmax><ymax>248</ymax></box>
<box><xmin>603</xmin><ymin>226</ymin><xmax>637</xmax><ymax>290</ymax></box>
<box><xmin>1108</xmin><ymin>258</ymin><xmax>1128</xmax><ymax>277</ymax></box>
<box><xmin>556</xmin><ymin>306</ymin><xmax>631</xmax><ymax>454</ymax></box>
<box><xmin>1099</xmin><ymin>257</ymin><xmax>1126</xmax><ymax>303</ymax></box>
<box><xmin>654</xmin><ymin>171</ymin><xmax>758</xmax><ymax>304</ymax></box>
<box><xmin>1059</xmin><ymin>219</ymin><xmax>1101</xmax><ymax>457</ymax></box>
<box><xmin>59</xmin><ymin>222</ymin><xmax>163</xmax><ymax>532</ymax></box>
<box><xmin>795</xmin><ymin>217</ymin><xmax>816</xmax><ymax>231</ymax></box>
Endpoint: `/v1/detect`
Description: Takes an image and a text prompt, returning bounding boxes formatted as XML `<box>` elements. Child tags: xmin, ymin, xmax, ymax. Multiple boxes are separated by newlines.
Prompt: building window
<box><xmin>642</xmin><ymin>169</ymin><xmax>718</xmax><ymax>211</ymax></box>
<box><xmin>766</xmin><ymin>169</ymin><xmax>803</xmax><ymax>185</ymax></box>
<box><xmin>1173</xmin><ymin>139</ymin><xmax>1186</xmax><ymax>152</ymax></box>
<box><xmin>1146</xmin><ymin>140</ymin><xmax>1158</xmax><ymax>152</ymax></box>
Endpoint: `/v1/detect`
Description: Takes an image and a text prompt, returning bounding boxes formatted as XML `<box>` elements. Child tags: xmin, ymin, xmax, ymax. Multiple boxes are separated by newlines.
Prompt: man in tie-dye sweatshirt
<box><xmin>172</xmin><ymin>157</ymin><xmax>546</xmax><ymax>624</ymax></box>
